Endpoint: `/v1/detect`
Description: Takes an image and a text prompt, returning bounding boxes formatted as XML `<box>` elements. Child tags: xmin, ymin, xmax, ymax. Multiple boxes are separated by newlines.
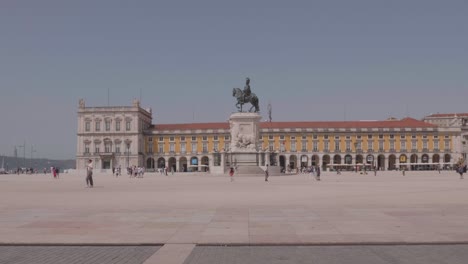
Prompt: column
<box><xmin>266</xmin><ymin>150</ymin><xmax>271</xmax><ymax>166</ymax></box>
<box><xmin>221</xmin><ymin>151</ymin><xmax>226</xmax><ymax>173</ymax></box>
<box><xmin>175</xmin><ymin>157</ymin><xmax>180</xmax><ymax>172</ymax></box>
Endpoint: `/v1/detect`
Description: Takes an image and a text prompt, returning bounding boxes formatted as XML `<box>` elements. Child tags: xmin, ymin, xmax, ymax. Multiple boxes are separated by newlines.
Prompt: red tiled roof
<box><xmin>152</xmin><ymin>117</ymin><xmax>435</xmax><ymax>131</ymax></box>
<box><xmin>425</xmin><ymin>113</ymin><xmax>468</xmax><ymax>118</ymax></box>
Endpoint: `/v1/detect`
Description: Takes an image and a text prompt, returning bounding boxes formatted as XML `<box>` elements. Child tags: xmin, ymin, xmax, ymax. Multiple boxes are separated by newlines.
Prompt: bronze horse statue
<box><xmin>232</xmin><ymin>87</ymin><xmax>259</xmax><ymax>112</ymax></box>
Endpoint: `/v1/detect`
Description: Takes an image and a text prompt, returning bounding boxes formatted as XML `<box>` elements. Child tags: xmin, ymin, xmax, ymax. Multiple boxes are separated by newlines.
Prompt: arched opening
<box><xmin>279</xmin><ymin>155</ymin><xmax>286</xmax><ymax>171</ymax></box>
<box><xmin>311</xmin><ymin>155</ymin><xmax>319</xmax><ymax>166</ymax></box>
<box><xmin>333</xmin><ymin>154</ymin><xmax>341</xmax><ymax>171</ymax></box>
<box><xmin>344</xmin><ymin>154</ymin><xmax>352</xmax><ymax>165</ymax></box>
<box><xmin>300</xmin><ymin>155</ymin><xmax>308</xmax><ymax>168</ymax></box>
<box><xmin>322</xmin><ymin>155</ymin><xmax>330</xmax><ymax>170</ymax></box>
<box><xmin>157</xmin><ymin>157</ymin><xmax>166</xmax><ymax>169</ymax></box>
<box><xmin>432</xmin><ymin>154</ymin><xmax>440</xmax><ymax>163</ymax></box>
<box><xmin>179</xmin><ymin>157</ymin><xmax>188</xmax><ymax>172</ymax></box>
<box><xmin>168</xmin><ymin>157</ymin><xmax>177</xmax><ymax>173</ymax></box>
<box><xmin>289</xmin><ymin>155</ymin><xmax>297</xmax><ymax>170</ymax></box>
<box><xmin>190</xmin><ymin>156</ymin><xmax>198</xmax><ymax>172</ymax></box>
<box><xmin>421</xmin><ymin>154</ymin><xmax>430</xmax><ymax>170</ymax></box>
<box><xmin>444</xmin><ymin>154</ymin><xmax>451</xmax><ymax>169</ymax></box>
<box><xmin>146</xmin><ymin>157</ymin><xmax>155</xmax><ymax>169</ymax></box>
<box><xmin>399</xmin><ymin>154</ymin><xmax>407</xmax><ymax>170</ymax></box>
<box><xmin>410</xmin><ymin>154</ymin><xmax>418</xmax><ymax>170</ymax></box>
<box><xmin>388</xmin><ymin>155</ymin><xmax>396</xmax><ymax>170</ymax></box>
<box><xmin>201</xmin><ymin>156</ymin><xmax>209</xmax><ymax>172</ymax></box>
<box><xmin>377</xmin><ymin>155</ymin><xmax>385</xmax><ymax>170</ymax></box>
<box><xmin>366</xmin><ymin>154</ymin><xmax>375</xmax><ymax>169</ymax></box>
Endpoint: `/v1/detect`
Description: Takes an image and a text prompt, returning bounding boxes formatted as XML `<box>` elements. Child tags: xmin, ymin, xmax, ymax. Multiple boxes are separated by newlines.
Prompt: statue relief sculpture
<box><xmin>78</xmin><ymin>99</ymin><xmax>85</xmax><ymax>108</ymax></box>
<box><xmin>230</xmin><ymin>121</ymin><xmax>256</xmax><ymax>151</ymax></box>
<box><xmin>232</xmin><ymin>77</ymin><xmax>260</xmax><ymax>112</ymax></box>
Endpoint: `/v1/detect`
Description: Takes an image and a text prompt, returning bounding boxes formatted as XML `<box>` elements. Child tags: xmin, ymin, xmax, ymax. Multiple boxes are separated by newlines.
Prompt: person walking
<box><xmin>458</xmin><ymin>165</ymin><xmax>464</xmax><ymax>179</ymax></box>
<box><xmin>229</xmin><ymin>167</ymin><xmax>235</xmax><ymax>182</ymax></box>
<box><xmin>402</xmin><ymin>167</ymin><xmax>406</xmax><ymax>176</ymax></box>
<box><xmin>86</xmin><ymin>159</ymin><xmax>94</xmax><ymax>187</ymax></box>
<box><xmin>265</xmin><ymin>164</ymin><xmax>269</xmax><ymax>182</ymax></box>
<box><xmin>316</xmin><ymin>166</ymin><xmax>321</xmax><ymax>181</ymax></box>
<box><xmin>374</xmin><ymin>167</ymin><xmax>377</xmax><ymax>176</ymax></box>
<box><xmin>53</xmin><ymin>167</ymin><xmax>57</xmax><ymax>179</ymax></box>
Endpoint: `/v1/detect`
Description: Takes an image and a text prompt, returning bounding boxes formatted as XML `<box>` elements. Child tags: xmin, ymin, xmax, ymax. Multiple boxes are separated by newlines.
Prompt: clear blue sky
<box><xmin>0</xmin><ymin>0</ymin><xmax>467</xmax><ymax>159</ymax></box>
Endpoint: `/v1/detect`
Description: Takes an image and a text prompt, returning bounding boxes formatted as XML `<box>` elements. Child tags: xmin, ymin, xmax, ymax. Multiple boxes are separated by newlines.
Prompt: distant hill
<box><xmin>0</xmin><ymin>155</ymin><xmax>75</xmax><ymax>171</ymax></box>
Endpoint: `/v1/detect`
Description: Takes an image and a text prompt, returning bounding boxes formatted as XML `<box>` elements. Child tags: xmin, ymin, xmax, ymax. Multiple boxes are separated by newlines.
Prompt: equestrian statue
<box><xmin>232</xmin><ymin>77</ymin><xmax>260</xmax><ymax>112</ymax></box>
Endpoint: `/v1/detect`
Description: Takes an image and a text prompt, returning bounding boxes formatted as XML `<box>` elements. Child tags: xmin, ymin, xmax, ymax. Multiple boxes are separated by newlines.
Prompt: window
<box><xmin>224</xmin><ymin>135</ymin><xmax>230</xmax><ymax>140</ymax></box>
<box><xmin>301</xmin><ymin>141</ymin><xmax>307</xmax><ymax>152</ymax></box>
<box><xmin>334</xmin><ymin>136</ymin><xmax>340</xmax><ymax>140</ymax></box>
<box><xmin>379</xmin><ymin>141</ymin><xmax>384</xmax><ymax>150</ymax></box>
<box><xmin>345</xmin><ymin>135</ymin><xmax>351</xmax><ymax>139</ymax></box>
<box><xmin>313</xmin><ymin>141</ymin><xmax>318</xmax><ymax>152</ymax></box>
<box><xmin>357</xmin><ymin>135</ymin><xmax>362</xmax><ymax>139</ymax></box>
<box><xmin>412</xmin><ymin>141</ymin><xmax>417</xmax><ymax>150</ymax></box>
<box><xmin>181</xmin><ymin>143</ymin><xmax>186</xmax><ymax>153</ymax></box>
<box><xmin>105</xmin><ymin>120</ymin><xmax>111</xmax><ymax>131</ymax></box>
<box><xmin>148</xmin><ymin>144</ymin><xmax>153</xmax><ymax>153</ymax></box>
<box><xmin>324</xmin><ymin>141</ymin><xmax>329</xmax><ymax>151</ymax></box>
<box><xmin>269</xmin><ymin>142</ymin><xmax>274</xmax><ymax>151</ymax></box>
<box><xmin>280</xmin><ymin>135</ymin><xmax>285</xmax><ymax>140</ymax></box>
<box><xmin>202</xmin><ymin>136</ymin><xmax>207</xmax><ymax>141</ymax></box>
<box><xmin>84</xmin><ymin>144</ymin><xmax>90</xmax><ymax>154</ymax></box>
<box><xmin>291</xmin><ymin>136</ymin><xmax>296</xmax><ymax>140</ymax></box>
<box><xmin>390</xmin><ymin>134</ymin><xmax>395</xmax><ymax>139</ymax></box>
<box><xmin>259</xmin><ymin>135</ymin><xmax>263</xmax><ymax>140</ymax></box>
<box><xmin>434</xmin><ymin>135</ymin><xmax>438</xmax><ymax>139</ymax></box>
<box><xmin>214</xmin><ymin>142</ymin><xmax>219</xmax><ymax>151</ymax></box>
<box><xmin>356</xmin><ymin>141</ymin><xmax>361</xmax><ymax>150</ymax></box>
<box><xmin>302</xmin><ymin>135</ymin><xmax>307</xmax><ymax>140</ymax></box>
<box><xmin>434</xmin><ymin>140</ymin><xmax>439</xmax><ymax>150</ymax></box>
<box><xmin>368</xmin><ymin>135</ymin><xmax>373</xmax><ymax>139</ymax></box>
<box><xmin>94</xmin><ymin>145</ymin><xmax>100</xmax><ymax>153</ymax></box>
<box><xmin>400</xmin><ymin>135</ymin><xmax>406</xmax><ymax>139</ymax></box>
<box><xmin>224</xmin><ymin>142</ymin><xmax>230</xmax><ymax>151</ymax></box>
<box><xmin>202</xmin><ymin>142</ymin><xmax>208</xmax><ymax>153</ymax></box>
<box><xmin>280</xmin><ymin>143</ymin><xmax>285</xmax><ymax>152</ymax></box>
<box><xmin>180</xmin><ymin>136</ymin><xmax>186</xmax><ymax>141</ymax></box>
<box><xmin>192</xmin><ymin>136</ymin><xmax>197</xmax><ymax>141</ymax></box>
<box><xmin>368</xmin><ymin>141</ymin><xmax>374</xmax><ymax>151</ymax></box>
<box><xmin>401</xmin><ymin>141</ymin><xmax>406</xmax><ymax>150</ymax></box>
<box><xmin>159</xmin><ymin>137</ymin><xmax>164</xmax><ymax>142</ymax></box>
<box><xmin>423</xmin><ymin>141</ymin><xmax>428</xmax><ymax>149</ymax></box>
<box><xmin>158</xmin><ymin>144</ymin><xmax>163</xmax><ymax>153</ymax></box>
<box><xmin>444</xmin><ymin>135</ymin><xmax>450</xmax><ymax>139</ymax></box>
<box><xmin>95</xmin><ymin>121</ymin><xmax>101</xmax><ymax>132</ymax></box>
<box><xmin>105</xmin><ymin>143</ymin><xmax>111</xmax><ymax>153</ymax></box>
<box><xmin>324</xmin><ymin>135</ymin><xmax>329</xmax><ymax>140</ymax></box>
<box><xmin>214</xmin><ymin>135</ymin><xmax>219</xmax><ymax>141</ymax></box>
<box><xmin>313</xmin><ymin>135</ymin><xmax>318</xmax><ymax>139</ymax></box>
<box><xmin>85</xmin><ymin>122</ymin><xmax>90</xmax><ymax>132</ymax></box>
<box><xmin>378</xmin><ymin>134</ymin><xmax>383</xmax><ymax>139</ymax></box>
<box><xmin>115</xmin><ymin>121</ymin><xmax>121</xmax><ymax>131</ymax></box>
<box><xmin>170</xmin><ymin>136</ymin><xmax>175</xmax><ymax>142</ymax></box>
<box><xmin>346</xmin><ymin>141</ymin><xmax>351</xmax><ymax>151</ymax></box>
<box><xmin>192</xmin><ymin>142</ymin><xmax>197</xmax><ymax>153</ymax></box>
<box><xmin>334</xmin><ymin>141</ymin><xmax>340</xmax><ymax>151</ymax></box>
<box><xmin>390</xmin><ymin>141</ymin><xmax>395</xmax><ymax>150</ymax></box>
<box><xmin>115</xmin><ymin>143</ymin><xmax>121</xmax><ymax>154</ymax></box>
<box><xmin>170</xmin><ymin>143</ymin><xmax>175</xmax><ymax>153</ymax></box>
<box><xmin>148</xmin><ymin>137</ymin><xmax>153</xmax><ymax>142</ymax></box>
<box><xmin>444</xmin><ymin>140</ymin><xmax>450</xmax><ymax>149</ymax></box>
<box><xmin>126</xmin><ymin>121</ymin><xmax>131</xmax><ymax>131</ymax></box>
<box><xmin>291</xmin><ymin>141</ymin><xmax>296</xmax><ymax>152</ymax></box>
<box><xmin>412</xmin><ymin>135</ymin><xmax>417</xmax><ymax>139</ymax></box>
<box><xmin>268</xmin><ymin>135</ymin><xmax>274</xmax><ymax>140</ymax></box>
<box><xmin>423</xmin><ymin>135</ymin><xmax>428</xmax><ymax>139</ymax></box>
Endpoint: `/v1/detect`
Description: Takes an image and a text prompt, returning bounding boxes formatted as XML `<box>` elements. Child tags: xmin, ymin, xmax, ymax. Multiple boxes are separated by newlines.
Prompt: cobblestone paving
<box><xmin>0</xmin><ymin>246</ymin><xmax>160</xmax><ymax>264</ymax></box>
<box><xmin>183</xmin><ymin>244</ymin><xmax>468</xmax><ymax>264</ymax></box>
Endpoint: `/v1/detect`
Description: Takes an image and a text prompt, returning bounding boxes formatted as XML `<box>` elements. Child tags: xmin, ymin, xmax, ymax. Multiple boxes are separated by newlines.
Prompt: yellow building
<box><xmin>144</xmin><ymin>117</ymin><xmax>457</xmax><ymax>172</ymax></box>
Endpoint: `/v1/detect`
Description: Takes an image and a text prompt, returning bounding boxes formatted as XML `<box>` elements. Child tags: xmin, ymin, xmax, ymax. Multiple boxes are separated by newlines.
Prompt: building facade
<box><xmin>77</xmin><ymin>100</ymin><xmax>461</xmax><ymax>172</ymax></box>
<box><xmin>423</xmin><ymin>113</ymin><xmax>468</xmax><ymax>162</ymax></box>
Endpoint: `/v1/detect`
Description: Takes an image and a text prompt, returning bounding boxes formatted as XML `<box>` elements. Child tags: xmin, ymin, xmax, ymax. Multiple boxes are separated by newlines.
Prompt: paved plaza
<box><xmin>1</xmin><ymin>171</ymin><xmax>468</xmax><ymax>263</ymax></box>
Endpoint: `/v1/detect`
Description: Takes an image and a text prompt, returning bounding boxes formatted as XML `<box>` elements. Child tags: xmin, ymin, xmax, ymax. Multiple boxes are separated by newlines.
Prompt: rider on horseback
<box><xmin>243</xmin><ymin>77</ymin><xmax>251</xmax><ymax>103</ymax></box>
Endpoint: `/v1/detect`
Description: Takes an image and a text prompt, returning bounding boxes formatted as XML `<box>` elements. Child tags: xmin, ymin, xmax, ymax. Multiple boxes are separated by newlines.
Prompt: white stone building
<box><xmin>76</xmin><ymin>99</ymin><xmax>152</xmax><ymax>172</ymax></box>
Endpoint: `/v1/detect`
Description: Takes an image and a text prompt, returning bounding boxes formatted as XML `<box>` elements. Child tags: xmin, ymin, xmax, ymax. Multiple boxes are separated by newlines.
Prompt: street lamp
<box><xmin>126</xmin><ymin>142</ymin><xmax>130</xmax><ymax>168</ymax></box>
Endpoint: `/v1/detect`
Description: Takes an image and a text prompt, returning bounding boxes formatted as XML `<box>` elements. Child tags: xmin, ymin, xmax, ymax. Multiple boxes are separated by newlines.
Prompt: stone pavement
<box><xmin>183</xmin><ymin>244</ymin><xmax>468</xmax><ymax>264</ymax></box>
<box><xmin>1</xmin><ymin>171</ymin><xmax>468</xmax><ymax>263</ymax></box>
<box><xmin>0</xmin><ymin>245</ymin><xmax>160</xmax><ymax>264</ymax></box>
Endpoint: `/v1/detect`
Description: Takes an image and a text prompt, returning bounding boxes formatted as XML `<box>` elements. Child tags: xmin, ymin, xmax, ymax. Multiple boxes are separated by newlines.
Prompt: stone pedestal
<box><xmin>228</xmin><ymin>112</ymin><xmax>264</xmax><ymax>174</ymax></box>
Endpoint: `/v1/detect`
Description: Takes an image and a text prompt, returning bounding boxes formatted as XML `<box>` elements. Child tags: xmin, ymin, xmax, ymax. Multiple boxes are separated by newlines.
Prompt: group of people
<box><xmin>127</xmin><ymin>166</ymin><xmax>145</xmax><ymax>178</ymax></box>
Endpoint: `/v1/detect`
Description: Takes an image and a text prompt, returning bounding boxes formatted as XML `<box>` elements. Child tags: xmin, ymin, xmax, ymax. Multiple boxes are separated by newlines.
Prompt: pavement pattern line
<box><xmin>143</xmin><ymin>244</ymin><xmax>195</xmax><ymax>264</ymax></box>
